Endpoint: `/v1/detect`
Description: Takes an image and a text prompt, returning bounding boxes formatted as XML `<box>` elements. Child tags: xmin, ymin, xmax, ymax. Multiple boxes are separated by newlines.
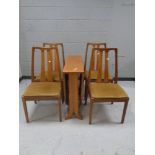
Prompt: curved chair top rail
<box><xmin>32</xmin><ymin>47</ymin><xmax>57</xmax><ymax>50</ymax></box>
<box><xmin>87</xmin><ymin>42</ymin><xmax>107</xmax><ymax>46</ymax></box>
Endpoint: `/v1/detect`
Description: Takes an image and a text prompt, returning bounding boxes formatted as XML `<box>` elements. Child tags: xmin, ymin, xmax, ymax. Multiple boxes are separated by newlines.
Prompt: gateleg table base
<box><xmin>65</xmin><ymin>73</ymin><xmax>82</xmax><ymax>120</ymax></box>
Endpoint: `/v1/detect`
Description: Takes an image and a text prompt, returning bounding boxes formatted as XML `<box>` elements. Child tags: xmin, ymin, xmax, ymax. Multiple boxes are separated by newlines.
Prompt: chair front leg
<box><xmin>61</xmin><ymin>80</ymin><xmax>64</xmax><ymax>103</ymax></box>
<box><xmin>85</xmin><ymin>79</ymin><xmax>88</xmax><ymax>105</ymax></box>
<box><xmin>22</xmin><ymin>97</ymin><xmax>29</xmax><ymax>123</ymax></box>
<box><xmin>58</xmin><ymin>98</ymin><xmax>62</xmax><ymax>122</ymax></box>
<box><xmin>121</xmin><ymin>100</ymin><xmax>129</xmax><ymax>123</ymax></box>
<box><xmin>89</xmin><ymin>99</ymin><xmax>93</xmax><ymax>124</ymax></box>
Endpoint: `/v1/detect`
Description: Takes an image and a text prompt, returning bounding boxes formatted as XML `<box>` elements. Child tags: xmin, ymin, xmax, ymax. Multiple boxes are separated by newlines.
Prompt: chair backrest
<box><xmin>31</xmin><ymin>47</ymin><xmax>61</xmax><ymax>82</ymax></box>
<box><xmin>88</xmin><ymin>48</ymin><xmax>118</xmax><ymax>83</ymax></box>
<box><xmin>84</xmin><ymin>42</ymin><xmax>106</xmax><ymax>72</ymax></box>
<box><xmin>43</xmin><ymin>43</ymin><xmax>65</xmax><ymax>67</ymax></box>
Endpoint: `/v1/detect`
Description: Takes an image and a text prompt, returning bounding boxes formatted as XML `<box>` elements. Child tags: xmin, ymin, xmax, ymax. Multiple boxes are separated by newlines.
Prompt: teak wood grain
<box><xmin>84</xmin><ymin>43</ymin><xmax>106</xmax><ymax>72</ymax></box>
<box><xmin>63</xmin><ymin>55</ymin><xmax>84</xmax><ymax>120</ymax></box>
<box><xmin>63</xmin><ymin>55</ymin><xmax>84</xmax><ymax>73</ymax></box>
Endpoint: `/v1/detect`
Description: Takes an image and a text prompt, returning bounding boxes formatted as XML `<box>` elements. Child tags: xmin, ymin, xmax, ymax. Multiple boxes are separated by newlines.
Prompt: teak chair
<box><xmin>87</xmin><ymin>48</ymin><xmax>129</xmax><ymax>124</ymax></box>
<box><xmin>84</xmin><ymin>43</ymin><xmax>113</xmax><ymax>104</ymax></box>
<box><xmin>35</xmin><ymin>43</ymin><xmax>65</xmax><ymax>102</ymax></box>
<box><xmin>22</xmin><ymin>47</ymin><xmax>62</xmax><ymax>123</ymax></box>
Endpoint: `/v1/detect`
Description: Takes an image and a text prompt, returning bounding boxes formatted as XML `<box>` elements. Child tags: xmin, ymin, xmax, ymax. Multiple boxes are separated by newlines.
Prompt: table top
<box><xmin>63</xmin><ymin>55</ymin><xmax>84</xmax><ymax>73</ymax></box>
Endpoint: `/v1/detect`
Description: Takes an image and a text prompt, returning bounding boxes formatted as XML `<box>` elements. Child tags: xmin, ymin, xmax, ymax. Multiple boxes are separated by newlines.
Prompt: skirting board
<box><xmin>19</xmin><ymin>76</ymin><xmax>135</xmax><ymax>82</ymax></box>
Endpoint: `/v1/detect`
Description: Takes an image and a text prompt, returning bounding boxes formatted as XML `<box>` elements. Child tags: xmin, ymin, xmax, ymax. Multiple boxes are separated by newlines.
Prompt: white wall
<box><xmin>19</xmin><ymin>0</ymin><xmax>135</xmax><ymax>77</ymax></box>
<box><xmin>19</xmin><ymin>65</ymin><xmax>22</xmax><ymax>78</ymax></box>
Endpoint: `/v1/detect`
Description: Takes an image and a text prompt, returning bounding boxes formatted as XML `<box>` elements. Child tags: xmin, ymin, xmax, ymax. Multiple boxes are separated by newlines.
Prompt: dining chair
<box><xmin>84</xmin><ymin>43</ymin><xmax>113</xmax><ymax>104</ymax></box>
<box><xmin>87</xmin><ymin>48</ymin><xmax>129</xmax><ymax>124</ymax></box>
<box><xmin>22</xmin><ymin>47</ymin><xmax>62</xmax><ymax>123</ymax></box>
<box><xmin>35</xmin><ymin>43</ymin><xmax>65</xmax><ymax>103</ymax></box>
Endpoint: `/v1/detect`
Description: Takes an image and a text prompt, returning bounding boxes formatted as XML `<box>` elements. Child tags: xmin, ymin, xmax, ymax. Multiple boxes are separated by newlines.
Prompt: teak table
<box><xmin>63</xmin><ymin>55</ymin><xmax>84</xmax><ymax>120</ymax></box>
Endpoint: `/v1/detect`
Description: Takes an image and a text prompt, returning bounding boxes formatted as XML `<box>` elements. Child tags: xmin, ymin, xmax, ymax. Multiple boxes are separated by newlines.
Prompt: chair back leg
<box><xmin>89</xmin><ymin>99</ymin><xmax>94</xmax><ymax>124</ymax></box>
<box><xmin>22</xmin><ymin>97</ymin><xmax>29</xmax><ymax>123</ymax></box>
<box><xmin>85</xmin><ymin>79</ymin><xmax>88</xmax><ymax>105</ymax></box>
<box><xmin>121</xmin><ymin>100</ymin><xmax>129</xmax><ymax>123</ymax></box>
<box><xmin>58</xmin><ymin>98</ymin><xmax>62</xmax><ymax>122</ymax></box>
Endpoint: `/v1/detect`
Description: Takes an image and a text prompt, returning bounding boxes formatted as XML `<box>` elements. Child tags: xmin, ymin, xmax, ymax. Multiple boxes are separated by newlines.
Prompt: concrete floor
<box><xmin>19</xmin><ymin>80</ymin><xmax>135</xmax><ymax>155</ymax></box>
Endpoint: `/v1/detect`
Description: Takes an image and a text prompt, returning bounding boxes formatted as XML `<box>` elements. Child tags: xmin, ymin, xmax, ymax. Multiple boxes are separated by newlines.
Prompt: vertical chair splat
<box><xmin>31</xmin><ymin>47</ymin><xmax>35</xmax><ymax>82</ymax></box>
<box><xmin>104</xmin><ymin>48</ymin><xmax>109</xmax><ymax>83</ymax></box>
<box><xmin>55</xmin><ymin>47</ymin><xmax>61</xmax><ymax>80</ymax></box>
<box><xmin>47</xmin><ymin>48</ymin><xmax>53</xmax><ymax>81</ymax></box>
<box><xmin>40</xmin><ymin>48</ymin><xmax>46</xmax><ymax>81</ymax></box>
<box><xmin>114</xmin><ymin>48</ymin><xmax>118</xmax><ymax>83</ymax></box>
<box><xmin>96</xmin><ymin>50</ymin><xmax>103</xmax><ymax>82</ymax></box>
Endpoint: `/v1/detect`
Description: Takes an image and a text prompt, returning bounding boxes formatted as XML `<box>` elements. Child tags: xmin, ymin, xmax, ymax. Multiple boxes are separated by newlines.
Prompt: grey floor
<box><xmin>19</xmin><ymin>80</ymin><xmax>135</xmax><ymax>155</ymax></box>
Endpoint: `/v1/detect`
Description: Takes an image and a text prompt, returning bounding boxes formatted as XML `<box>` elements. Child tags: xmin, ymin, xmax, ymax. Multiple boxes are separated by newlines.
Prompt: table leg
<box><xmin>65</xmin><ymin>73</ymin><xmax>82</xmax><ymax>120</ymax></box>
<box><xmin>80</xmin><ymin>73</ymin><xmax>84</xmax><ymax>105</ymax></box>
<box><xmin>64</xmin><ymin>73</ymin><xmax>69</xmax><ymax>105</ymax></box>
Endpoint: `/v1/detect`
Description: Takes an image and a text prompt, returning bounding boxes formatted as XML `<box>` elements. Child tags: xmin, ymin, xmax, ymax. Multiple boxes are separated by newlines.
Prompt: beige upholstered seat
<box><xmin>23</xmin><ymin>82</ymin><xmax>61</xmax><ymax>97</ymax></box>
<box><xmin>89</xmin><ymin>83</ymin><xmax>128</xmax><ymax>99</ymax></box>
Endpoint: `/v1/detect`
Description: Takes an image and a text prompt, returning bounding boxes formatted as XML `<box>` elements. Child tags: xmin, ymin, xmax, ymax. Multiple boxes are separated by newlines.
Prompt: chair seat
<box><xmin>35</xmin><ymin>71</ymin><xmax>62</xmax><ymax>81</ymax></box>
<box><xmin>23</xmin><ymin>82</ymin><xmax>61</xmax><ymax>97</ymax></box>
<box><xmin>85</xmin><ymin>70</ymin><xmax>111</xmax><ymax>80</ymax></box>
<box><xmin>89</xmin><ymin>83</ymin><xmax>128</xmax><ymax>99</ymax></box>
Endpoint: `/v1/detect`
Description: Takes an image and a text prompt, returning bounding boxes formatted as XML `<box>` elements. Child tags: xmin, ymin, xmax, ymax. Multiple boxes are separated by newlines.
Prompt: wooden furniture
<box><xmin>22</xmin><ymin>47</ymin><xmax>62</xmax><ymax>123</ymax></box>
<box><xmin>63</xmin><ymin>55</ymin><xmax>84</xmax><ymax>120</ymax></box>
<box><xmin>87</xmin><ymin>48</ymin><xmax>129</xmax><ymax>124</ymax></box>
<box><xmin>35</xmin><ymin>43</ymin><xmax>65</xmax><ymax>102</ymax></box>
<box><xmin>84</xmin><ymin>43</ymin><xmax>113</xmax><ymax>104</ymax></box>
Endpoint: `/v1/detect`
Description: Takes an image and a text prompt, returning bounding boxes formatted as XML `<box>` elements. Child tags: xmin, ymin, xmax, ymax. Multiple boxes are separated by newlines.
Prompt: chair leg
<box><xmin>85</xmin><ymin>79</ymin><xmax>88</xmax><ymax>105</ymax></box>
<box><xmin>61</xmin><ymin>81</ymin><xmax>64</xmax><ymax>104</ymax></box>
<box><xmin>22</xmin><ymin>97</ymin><xmax>29</xmax><ymax>123</ymax></box>
<box><xmin>80</xmin><ymin>73</ymin><xmax>84</xmax><ymax>105</ymax></box>
<box><xmin>58</xmin><ymin>98</ymin><xmax>62</xmax><ymax>122</ymax></box>
<box><xmin>34</xmin><ymin>100</ymin><xmax>37</xmax><ymax>104</ymax></box>
<box><xmin>89</xmin><ymin>99</ymin><xmax>93</xmax><ymax>124</ymax></box>
<box><xmin>121</xmin><ymin>100</ymin><xmax>129</xmax><ymax>123</ymax></box>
